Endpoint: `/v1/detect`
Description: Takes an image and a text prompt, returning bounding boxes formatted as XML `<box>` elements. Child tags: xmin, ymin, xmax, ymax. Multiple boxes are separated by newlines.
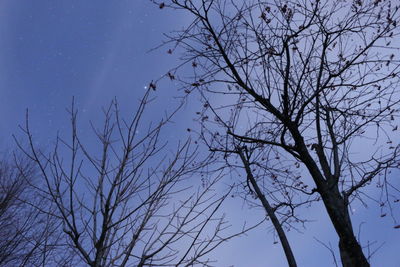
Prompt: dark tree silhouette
<box><xmin>0</xmin><ymin>155</ymin><xmax>67</xmax><ymax>267</ymax></box>
<box><xmin>157</xmin><ymin>0</ymin><xmax>400</xmax><ymax>266</ymax></box>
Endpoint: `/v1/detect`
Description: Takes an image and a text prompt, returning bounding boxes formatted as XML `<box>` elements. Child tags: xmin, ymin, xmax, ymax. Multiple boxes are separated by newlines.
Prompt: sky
<box><xmin>0</xmin><ymin>1</ymin><xmax>399</xmax><ymax>266</ymax></box>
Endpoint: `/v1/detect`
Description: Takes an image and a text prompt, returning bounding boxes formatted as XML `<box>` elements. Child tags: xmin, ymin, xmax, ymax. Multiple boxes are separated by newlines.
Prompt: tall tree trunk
<box><xmin>320</xmin><ymin>189</ymin><xmax>369</xmax><ymax>267</ymax></box>
<box><xmin>295</xmin><ymin>136</ymin><xmax>369</xmax><ymax>267</ymax></box>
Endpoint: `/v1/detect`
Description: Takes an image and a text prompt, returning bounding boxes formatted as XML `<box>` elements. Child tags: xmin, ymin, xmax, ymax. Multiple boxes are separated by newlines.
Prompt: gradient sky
<box><xmin>0</xmin><ymin>1</ymin><xmax>399</xmax><ymax>266</ymax></box>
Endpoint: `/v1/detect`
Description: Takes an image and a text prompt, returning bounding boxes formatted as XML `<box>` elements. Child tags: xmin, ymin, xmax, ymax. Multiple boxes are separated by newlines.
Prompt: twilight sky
<box><xmin>0</xmin><ymin>1</ymin><xmax>399</xmax><ymax>266</ymax></box>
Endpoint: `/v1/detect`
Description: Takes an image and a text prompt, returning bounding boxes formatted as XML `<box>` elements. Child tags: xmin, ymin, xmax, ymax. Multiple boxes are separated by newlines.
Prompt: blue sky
<box><xmin>0</xmin><ymin>1</ymin><xmax>399</xmax><ymax>266</ymax></box>
<box><xmin>0</xmin><ymin>0</ymin><xmax>189</xmax><ymax>147</ymax></box>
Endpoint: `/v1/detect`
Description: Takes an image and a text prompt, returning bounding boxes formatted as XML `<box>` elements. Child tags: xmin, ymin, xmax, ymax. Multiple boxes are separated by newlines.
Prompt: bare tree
<box><xmin>156</xmin><ymin>0</ymin><xmax>400</xmax><ymax>266</ymax></box>
<box><xmin>0</xmin><ymin>154</ymin><xmax>66</xmax><ymax>267</ymax></box>
<box><xmin>17</xmin><ymin>90</ymin><xmax>252</xmax><ymax>267</ymax></box>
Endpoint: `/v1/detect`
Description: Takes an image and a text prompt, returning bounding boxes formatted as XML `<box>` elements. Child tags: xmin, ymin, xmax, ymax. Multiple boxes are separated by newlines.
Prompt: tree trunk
<box><xmin>296</xmin><ymin>140</ymin><xmax>369</xmax><ymax>267</ymax></box>
<box><xmin>320</xmin><ymin>189</ymin><xmax>369</xmax><ymax>267</ymax></box>
<box><xmin>238</xmin><ymin>150</ymin><xmax>297</xmax><ymax>267</ymax></box>
<box><xmin>250</xmin><ymin>178</ymin><xmax>297</xmax><ymax>267</ymax></box>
